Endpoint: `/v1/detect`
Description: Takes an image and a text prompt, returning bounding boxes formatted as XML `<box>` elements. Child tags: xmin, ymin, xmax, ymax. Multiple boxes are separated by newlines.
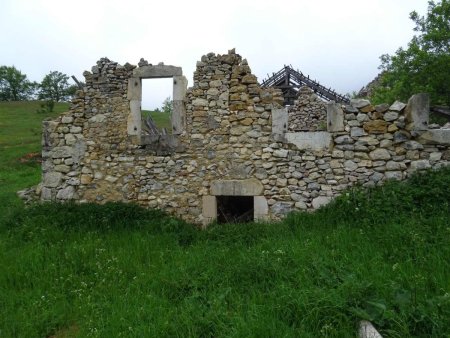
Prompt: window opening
<box><xmin>141</xmin><ymin>78</ymin><xmax>173</xmax><ymax>135</ymax></box>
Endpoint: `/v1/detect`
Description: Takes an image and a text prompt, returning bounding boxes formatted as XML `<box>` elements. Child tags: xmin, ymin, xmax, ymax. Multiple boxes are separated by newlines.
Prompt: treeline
<box><xmin>370</xmin><ymin>0</ymin><xmax>450</xmax><ymax>106</ymax></box>
<box><xmin>0</xmin><ymin>67</ymin><xmax>80</xmax><ymax>111</ymax></box>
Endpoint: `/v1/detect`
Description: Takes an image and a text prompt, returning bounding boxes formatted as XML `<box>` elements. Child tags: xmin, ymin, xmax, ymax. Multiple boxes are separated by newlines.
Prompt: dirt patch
<box><xmin>18</xmin><ymin>152</ymin><xmax>42</xmax><ymax>164</ymax></box>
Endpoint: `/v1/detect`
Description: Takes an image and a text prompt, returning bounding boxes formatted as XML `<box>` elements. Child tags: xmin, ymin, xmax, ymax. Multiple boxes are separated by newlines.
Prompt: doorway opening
<box><xmin>216</xmin><ymin>196</ymin><xmax>254</xmax><ymax>224</ymax></box>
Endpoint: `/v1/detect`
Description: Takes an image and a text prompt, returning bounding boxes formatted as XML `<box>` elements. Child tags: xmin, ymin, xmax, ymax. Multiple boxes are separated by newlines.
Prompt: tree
<box><xmin>161</xmin><ymin>96</ymin><xmax>173</xmax><ymax>115</ymax></box>
<box><xmin>371</xmin><ymin>0</ymin><xmax>450</xmax><ymax>106</ymax></box>
<box><xmin>38</xmin><ymin>71</ymin><xmax>73</xmax><ymax>102</ymax></box>
<box><xmin>0</xmin><ymin>66</ymin><xmax>36</xmax><ymax>101</ymax></box>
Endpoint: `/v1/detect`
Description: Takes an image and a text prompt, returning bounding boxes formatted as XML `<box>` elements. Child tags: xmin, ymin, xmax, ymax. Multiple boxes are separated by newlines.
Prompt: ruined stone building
<box><xmin>29</xmin><ymin>49</ymin><xmax>450</xmax><ymax>226</ymax></box>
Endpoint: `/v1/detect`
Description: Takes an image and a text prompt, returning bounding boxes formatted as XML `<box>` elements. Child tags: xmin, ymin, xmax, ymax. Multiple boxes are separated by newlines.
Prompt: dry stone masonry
<box><xmin>25</xmin><ymin>49</ymin><xmax>450</xmax><ymax>226</ymax></box>
<box><xmin>288</xmin><ymin>86</ymin><xmax>327</xmax><ymax>132</ymax></box>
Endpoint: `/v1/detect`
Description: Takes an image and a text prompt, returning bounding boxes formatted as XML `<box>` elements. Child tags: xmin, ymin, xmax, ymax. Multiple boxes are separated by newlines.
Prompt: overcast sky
<box><xmin>1</xmin><ymin>0</ymin><xmax>428</xmax><ymax>109</ymax></box>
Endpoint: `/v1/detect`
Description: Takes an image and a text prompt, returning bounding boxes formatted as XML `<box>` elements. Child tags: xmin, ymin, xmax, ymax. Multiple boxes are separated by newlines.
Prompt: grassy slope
<box><xmin>0</xmin><ymin>102</ymin><xmax>449</xmax><ymax>337</ymax></box>
<box><xmin>142</xmin><ymin>110</ymin><xmax>171</xmax><ymax>131</ymax></box>
<box><xmin>0</xmin><ymin>101</ymin><xmax>68</xmax><ymax>221</ymax></box>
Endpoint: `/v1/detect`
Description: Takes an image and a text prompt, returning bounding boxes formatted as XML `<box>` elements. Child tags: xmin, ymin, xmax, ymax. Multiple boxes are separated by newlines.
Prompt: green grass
<box><xmin>0</xmin><ymin>101</ymin><xmax>69</xmax><ymax>223</ymax></box>
<box><xmin>142</xmin><ymin>110</ymin><xmax>171</xmax><ymax>131</ymax></box>
<box><xmin>0</xmin><ymin>101</ymin><xmax>449</xmax><ymax>337</ymax></box>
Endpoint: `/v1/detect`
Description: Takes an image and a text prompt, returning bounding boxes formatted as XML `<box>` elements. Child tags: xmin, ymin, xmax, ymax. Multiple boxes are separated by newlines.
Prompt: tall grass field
<box><xmin>0</xmin><ymin>102</ymin><xmax>449</xmax><ymax>337</ymax></box>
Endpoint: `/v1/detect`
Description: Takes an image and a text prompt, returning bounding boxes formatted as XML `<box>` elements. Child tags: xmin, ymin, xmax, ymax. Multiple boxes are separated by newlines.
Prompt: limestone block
<box><xmin>56</xmin><ymin>186</ymin><xmax>75</xmax><ymax>200</ymax></box>
<box><xmin>270</xmin><ymin>202</ymin><xmax>293</xmax><ymax>215</ymax></box>
<box><xmin>202</xmin><ymin>195</ymin><xmax>217</xmax><ymax>227</ymax></box>
<box><xmin>312</xmin><ymin>196</ymin><xmax>331</xmax><ymax>209</ymax></box>
<box><xmin>127</xmin><ymin>77</ymin><xmax>141</xmax><ymax>100</ymax></box>
<box><xmin>273</xmin><ymin>149</ymin><xmax>288</xmax><ymax>158</ymax></box>
<box><xmin>417</xmin><ymin>129</ymin><xmax>450</xmax><ymax>145</ymax></box>
<box><xmin>327</xmin><ymin>102</ymin><xmax>345</xmax><ymax>132</ymax></box>
<box><xmin>127</xmin><ymin>99</ymin><xmax>141</xmax><ymax>137</ymax></box>
<box><xmin>88</xmin><ymin>114</ymin><xmax>106</xmax><ymax>123</ymax></box>
<box><xmin>61</xmin><ymin>116</ymin><xmax>74</xmax><ymax>124</ymax></box>
<box><xmin>383</xmin><ymin>111</ymin><xmax>399</xmax><ymax>122</ymax></box>
<box><xmin>350</xmin><ymin>99</ymin><xmax>370</xmax><ymax>109</ymax></box>
<box><xmin>385</xmin><ymin>171</ymin><xmax>403</xmax><ymax>180</ymax></box>
<box><xmin>359</xmin><ymin>320</ymin><xmax>383</xmax><ymax>338</ymax></box>
<box><xmin>369</xmin><ymin>149</ymin><xmax>391</xmax><ymax>160</ymax></box>
<box><xmin>43</xmin><ymin>172</ymin><xmax>63</xmax><ymax>188</ymax></box>
<box><xmin>285</xmin><ymin>132</ymin><xmax>332</xmax><ymax>150</ymax></box>
<box><xmin>410</xmin><ymin>160</ymin><xmax>431</xmax><ymax>171</ymax></box>
<box><xmin>272</xmin><ymin>108</ymin><xmax>288</xmax><ymax>135</ymax></box>
<box><xmin>132</xmin><ymin>65</ymin><xmax>182</xmax><ymax>78</ymax></box>
<box><xmin>171</xmin><ymin>100</ymin><xmax>186</xmax><ymax>135</ymax></box>
<box><xmin>350</xmin><ymin>127</ymin><xmax>367</xmax><ymax>138</ymax></box>
<box><xmin>363</xmin><ymin>120</ymin><xmax>388</xmax><ymax>134</ymax></box>
<box><xmin>404</xmin><ymin>93</ymin><xmax>429</xmax><ymax>131</ymax></box>
<box><xmin>51</xmin><ymin>146</ymin><xmax>73</xmax><ymax>158</ymax></box>
<box><xmin>254</xmin><ymin>196</ymin><xmax>269</xmax><ymax>221</ymax></box>
<box><xmin>210</xmin><ymin>179</ymin><xmax>264</xmax><ymax>196</ymax></box>
<box><xmin>389</xmin><ymin>101</ymin><xmax>406</xmax><ymax>112</ymax></box>
<box><xmin>41</xmin><ymin>187</ymin><xmax>52</xmax><ymax>201</ymax></box>
<box><xmin>173</xmin><ymin>75</ymin><xmax>188</xmax><ymax>101</ymax></box>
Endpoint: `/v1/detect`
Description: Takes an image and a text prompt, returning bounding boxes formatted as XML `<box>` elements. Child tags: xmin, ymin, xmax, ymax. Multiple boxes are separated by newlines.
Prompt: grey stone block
<box><xmin>404</xmin><ymin>93</ymin><xmax>429</xmax><ymax>130</ymax></box>
<box><xmin>327</xmin><ymin>102</ymin><xmax>345</xmax><ymax>132</ymax></box>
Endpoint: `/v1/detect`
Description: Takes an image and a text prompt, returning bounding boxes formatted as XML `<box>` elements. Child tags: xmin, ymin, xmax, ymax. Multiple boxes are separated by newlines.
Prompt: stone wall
<box><xmin>28</xmin><ymin>49</ymin><xmax>450</xmax><ymax>226</ymax></box>
<box><xmin>288</xmin><ymin>86</ymin><xmax>327</xmax><ymax>132</ymax></box>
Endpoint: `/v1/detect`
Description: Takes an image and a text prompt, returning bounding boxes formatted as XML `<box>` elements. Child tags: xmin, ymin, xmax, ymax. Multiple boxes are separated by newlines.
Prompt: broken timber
<box><xmin>261</xmin><ymin>65</ymin><xmax>350</xmax><ymax>105</ymax></box>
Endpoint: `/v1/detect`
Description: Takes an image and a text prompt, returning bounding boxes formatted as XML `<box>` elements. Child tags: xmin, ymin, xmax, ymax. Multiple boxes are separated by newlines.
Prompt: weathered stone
<box><xmin>312</xmin><ymin>196</ymin><xmax>331</xmax><ymax>209</ymax></box>
<box><xmin>369</xmin><ymin>149</ymin><xmax>391</xmax><ymax>160</ymax></box>
<box><xmin>393</xmin><ymin>130</ymin><xmax>411</xmax><ymax>144</ymax></box>
<box><xmin>286</xmin><ymin>132</ymin><xmax>332</xmax><ymax>150</ymax></box>
<box><xmin>410</xmin><ymin>160</ymin><xmax>431</xmax><ymax>170</ymax></box>
<box><xmin>374</xmin><ymin>103</ymin><xmax>389</xmax><ymax>113</ymax></box>
<box><xmin>327</xmin><ymin>102</ymin><xmax>344</xmax><ymax>132</ymax></box>
<box><xmin>334</xmin><ymin>135</ymin><xmax>353</xmax><ymax>144</ymax></box>
<box><xmin>210</xmin><ymin>179</ymin><xmax>263</xmax><ymax>196</ymax></box>
<box><xmin>404</xmin><ymin>140</ymin><xmax>424</xmax><ymax>150</ymax></box>
<box><xmin>56</xmin><ymin>186</ymin><xmax>75</xmax><ymax>200</ymax></box>
<box><xmin>273</xmin><ymin>149</ymin><xmax>288</xmax><ymax>158</ymax></box>
<box><xmin>350</xmin><ymin>127</ymin><xmax>367</xmax><ymax>138</ymax></box>
<box><xmin>363</xmin><ymin>120</ymin><xmax>387</xmax><ymax>134</ymax></box>
<box><xmin>383</xmin><ymin>111</ymin><xmax>399</xmax><ymax>122</ymax></box>
<box><xmin>350</xmin><ymin>99</ymin><xmax>370</xmax><ymax>109</ymax></box>
<box><xmin>404</xmin><ymin>93</ymin><xmax>429</xmax><ymax>131</ymax></box>
<box><xmin>344</xmin><ymin>160</ymin><xmax>358</xmax><ymax>171</ymax></box>
<box><xmin>43</xmin><ymin>172</ymin><xmax>63</xmax><ymax>188</ymax></box>
<box><xmin>389</xmin><ymin>101</ymin><xmax>406</xmax><ymax>112</ymax></box>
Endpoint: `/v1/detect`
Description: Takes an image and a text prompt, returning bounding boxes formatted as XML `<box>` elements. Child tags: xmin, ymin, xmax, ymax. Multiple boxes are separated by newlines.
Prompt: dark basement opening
<box><xmin>216</xmin><ymin>196</ymin><xmax>254</xmax><ymax>224</ymax></box>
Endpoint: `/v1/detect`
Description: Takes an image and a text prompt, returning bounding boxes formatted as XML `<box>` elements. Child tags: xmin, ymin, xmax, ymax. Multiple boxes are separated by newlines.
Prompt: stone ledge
<box><xmin>285</xmin><ymin>132</ymin><xmax>332</xmax><ymax>150</ymax></box>
<box><xmin>133</xmin><ymin>65</ymin><xmax>182</xmax><ymax>78</ymax></box>
<box><xmin>417</xmin><ymin>129</ymin><xmax>450</xmax><ymax>145</ymax></box>
<box><xmin>210</xmin><ymin>178</ymin><xmax>264</xmax><ymax>196</ymax></box>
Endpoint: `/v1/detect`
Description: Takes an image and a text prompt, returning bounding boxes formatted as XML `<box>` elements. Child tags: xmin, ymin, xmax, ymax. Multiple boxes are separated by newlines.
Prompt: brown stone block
<box><xmin>242</xmin><ymin>74</ymin><xmax>257</xmax><ymax>84</ymax></box>
<box><xmin>229</xmin><ymin>102</ymin><xmax>247</xmax><ymax>111</ymax></box>
<box><xmin>387</xmin><ymin>124</ymin><xmax>399</xmax><ymax>132</ymax></box>
<box><xmin>240</xmin><ymin>118</ymin><xmax>253</xmax><ymax>126</ymax></box>
<box><xmin>363</xmin><ymin>120</ymin><xmax>388</xmax><ymax>134</ymax></box>
<box><xmin>193</xmin><ymin>110</ymin><xmax>207</xmax><ymax>117</ymax></box>
<box><xmin>229</xmin><ymin>93</ymin><xmax>241</xmax><ymax>101</ymax></box>
<box><xmin>230</xmin><ymin>85</ymin><xmax>247</xmax><ymax>93</ymax></box>
<box><xmin>360</xmin><ymin>105</ymin><xmax>375</xmax><ymax>113</ymax></box>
